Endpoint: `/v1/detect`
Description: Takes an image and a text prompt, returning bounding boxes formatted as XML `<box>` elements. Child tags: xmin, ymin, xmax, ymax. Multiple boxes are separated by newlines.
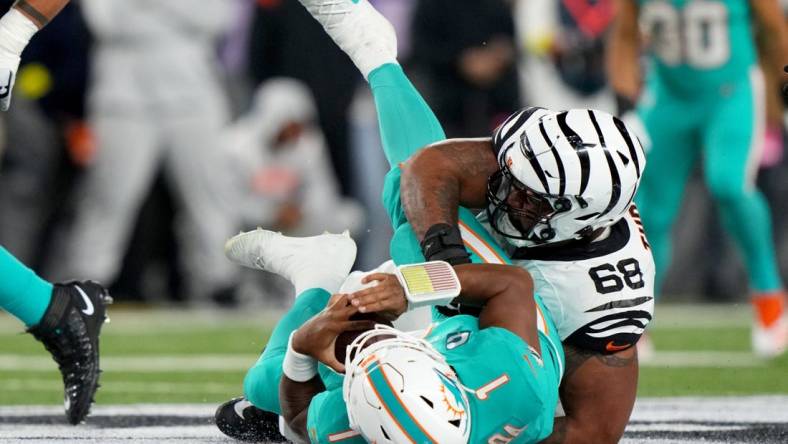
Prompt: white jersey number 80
<box><xmin>640</xmin><ymin>0</ymin><xmax>730</xmax><ymax>69</ymax></box>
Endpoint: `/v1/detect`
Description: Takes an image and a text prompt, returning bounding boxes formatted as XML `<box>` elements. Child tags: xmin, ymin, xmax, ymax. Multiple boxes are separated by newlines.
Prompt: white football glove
<box><xmin>0</xmin><ymin>55</ymin><xmax>20</xmax><ymax>112</ymax></box>
<box><xmin>0</xmin><ymin>9</ymin><xmax>39</xmax><ymax>112</ymax></box>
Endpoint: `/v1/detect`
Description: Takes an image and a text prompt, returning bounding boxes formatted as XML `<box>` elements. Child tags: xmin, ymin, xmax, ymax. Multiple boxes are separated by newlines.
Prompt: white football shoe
<box><xmin>752</xmin><ymin>317</ymin><xmax>787</xmax><ymax>359</ymax></box>
<box><xmin>751</xmin><ymin>292</ymin><xmax>788</xmax><ymax>359</ymax></box>
<box><xmin>297</xmin><ymin>0</ymin><xmax>397</xmax><ymax>78</ymax></box>
<box><xmin>225</xmin><ymin>228</ymin><xmax>357</xmax><ymax>295</ymax></box>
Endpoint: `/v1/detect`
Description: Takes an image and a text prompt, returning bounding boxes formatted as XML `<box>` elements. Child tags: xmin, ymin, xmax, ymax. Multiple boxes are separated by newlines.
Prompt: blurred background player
<box><xmin>223</xmin><ymin>78</ymin><xmax>365</xmax><ymax>238</ymax></box>
<box><xmin>608</xmin><ymin>0</ymin><xmax>788</xmax><ymax>357</ymax></box>
<box><xmin>219</xmin><ymin>77</ymin><xmax>366</xmax><ymax>308</ymax></box>
<box><xmin>50</xmin><ymin>0</ymin><xmax>240</xmax><ymax>304</ymax></box>
<box><xmin>0</xmin><ymin>0</ymin><xmax>111</xmax><ymax>424</ymax></box>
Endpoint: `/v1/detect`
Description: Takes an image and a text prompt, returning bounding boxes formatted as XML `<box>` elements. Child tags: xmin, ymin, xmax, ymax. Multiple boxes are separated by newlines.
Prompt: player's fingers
<box><xmin>348</xmin><ymin>285</ymin><xmax>381</xmax><ymax>303</ymax></box>
<box><xmin>349</xmin><ymin>288</ymin><xmax>391</xmax><ymax>309</ymax></box>
<box><xmin>360</xmin><ymin>273</ymin><xmax>390</xmax><ymax>284</ymax></box>
<box><xmin>335</xmin><ymin>296</ymin><xmax>360</xmax><ymax>317</ymax></box>
<box><xmin>327</xmin><ymin>295</ymin><xmax>359</xmax><ymax>321</ymax></box>
<box><xmin>354</xmin><ymin>291</ymin><xmax>395</xmax><ymax>312</ymax></box>
<box><xmin>327</xmin><ymin>293</ymin><xmax>347</xmax><ymax>307</ymax></box>
<box><xmin>357</xmin><ymin>300</ymin><xmax>389</xmax><ymax>314</ymax></box>
<box><xmin>326</xmin><ymin>357</ymin><xmax>345</xmax><ymax>373</ymax></box>
<box><xmin>352</xmin><ymin>278</ymin><xmax>400</xmax><ymax>300</ymax></box>
<box><xmin>319</xmin><ymin>350</ymin><xmax>346</xmax><ymax>373</ymax></box>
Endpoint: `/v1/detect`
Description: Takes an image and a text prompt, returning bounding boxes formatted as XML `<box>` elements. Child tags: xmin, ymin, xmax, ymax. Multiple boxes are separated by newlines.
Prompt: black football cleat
<box><xmin>215</xmin><ymin>397</ymin><xmax>286</xmax><ymax>442</ymax></box>
<box><xmin>28</xmin><ymin>280</ymin><xmax>112</xmax><ymax>425</ymax></box>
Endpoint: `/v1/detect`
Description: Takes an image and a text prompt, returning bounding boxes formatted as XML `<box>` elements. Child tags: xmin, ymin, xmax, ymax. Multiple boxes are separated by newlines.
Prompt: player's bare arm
<box><xmin>280</xmin><ymin>295</ymin><xmax>374</xmax><ymax>441</ymax></box>
<box><xmin>751</xmin><ymin>0</ymin><xmax>788</xmax><ymax>79</ymax></box>
<box><xmin>542</xmin><ymin>345</ymin><xmax>638</xmax><ymax>444</ymax></box>
<box><xmin>400</xmin><ymin>138</ymin><xmax>498</xmax><ymax>239</ymax></box>
<box><xmin>349</xmin><ymin>263</ymin><xmax>539</xmax><ymax>348</ymax></box>
<box><xmin>453</xmin><ymin>263</ymin><xmax>539</xmax><ymax>348</ymax></box>
<box><xmin>280</xmin><ymin>375</ymin><xmax>325</xmax><ymax>444</ymax></box>
<box><xmin>606</xmin><ymin>0</ymin><xmax>641</xmax><ymax>107</ymax></box>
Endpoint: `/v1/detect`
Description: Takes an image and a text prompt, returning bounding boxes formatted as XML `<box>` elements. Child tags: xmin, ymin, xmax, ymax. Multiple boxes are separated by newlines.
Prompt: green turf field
<box><xmin>1</xmin><ymin>304</ymin><xmax>786</xmax><ymax>405</ymax></box>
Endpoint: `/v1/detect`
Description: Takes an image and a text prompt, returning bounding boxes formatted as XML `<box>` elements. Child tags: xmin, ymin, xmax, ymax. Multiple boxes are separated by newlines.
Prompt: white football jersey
<box><xmin>479</xmin><ymin>205</ymin><xmax>655</xmax><ymax>353</ymax></box>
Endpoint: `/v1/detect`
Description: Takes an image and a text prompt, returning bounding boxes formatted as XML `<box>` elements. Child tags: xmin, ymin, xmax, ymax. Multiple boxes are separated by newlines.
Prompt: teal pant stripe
<box><xmin>0</xmin><ymin>246</ymin><xmax>52</xmax><ymax>327</ymax></box>
<box><xmin>243</xmin><ymin>288</ymin><xmax>332</xmax><ymax>413</ymax></box>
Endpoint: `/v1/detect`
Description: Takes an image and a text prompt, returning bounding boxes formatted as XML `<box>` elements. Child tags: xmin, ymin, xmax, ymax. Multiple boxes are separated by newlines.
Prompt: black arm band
<box><xmin>420</xmin><ymin>223</ymin><xmax>471</xmax><ymax>265</ymax></box>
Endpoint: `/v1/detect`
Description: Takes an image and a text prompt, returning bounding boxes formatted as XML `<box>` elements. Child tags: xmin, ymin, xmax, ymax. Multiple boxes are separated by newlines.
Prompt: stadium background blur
<box><xmin>1</xmin><ymin>0</ymin><xmax>788</xmax><ymax>410</ymax></box>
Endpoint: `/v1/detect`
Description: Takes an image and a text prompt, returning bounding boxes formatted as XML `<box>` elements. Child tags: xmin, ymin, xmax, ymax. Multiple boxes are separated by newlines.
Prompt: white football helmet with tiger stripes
<box><xmin>487</xmin><ymin>107</ymin><xmax>646</xmax><ymax>247</ymax></box>
<box><xmin>343</xmin><ymin>325</ymin><xmax>472</xmax><ymax>443</ymax></box>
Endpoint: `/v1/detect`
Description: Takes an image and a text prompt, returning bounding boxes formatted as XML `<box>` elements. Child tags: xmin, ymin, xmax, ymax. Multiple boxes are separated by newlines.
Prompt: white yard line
<box><xmin>0</xmin><ymin>425</ymin><xmax>227</xmax><ymax>442</ymax></box>
<box><xmin>1</xmin><ymin>398</ymin><xmax>786</xmax><ymax>444</ymax></box>
<box><xmin>630</xmin><ymin>396</ymin><xmax>788</xmax><ymax>422</ymax></box>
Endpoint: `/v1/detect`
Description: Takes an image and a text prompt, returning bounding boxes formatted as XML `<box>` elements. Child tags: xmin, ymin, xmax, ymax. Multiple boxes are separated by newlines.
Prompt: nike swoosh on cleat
<box><xmin>75</xmin><ymin>286</ymin><xmax>95</xmax><ymax>316</ymax></box>
<box><xmin>234</xmin><ymin>399</ymin><xmax>254</xmax><ymax>419</ymax></box>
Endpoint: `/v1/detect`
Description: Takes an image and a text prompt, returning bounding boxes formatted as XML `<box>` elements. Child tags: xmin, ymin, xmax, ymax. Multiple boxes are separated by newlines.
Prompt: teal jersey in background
<box><xmin>638</xmin><ymin>0</ymin><xmax>757</xmax><ymax>96</ymax></box>
<box><xmin>307</xmin><ymin>311</ymin><xmax>564</xmax><ymax>444</ymax></box>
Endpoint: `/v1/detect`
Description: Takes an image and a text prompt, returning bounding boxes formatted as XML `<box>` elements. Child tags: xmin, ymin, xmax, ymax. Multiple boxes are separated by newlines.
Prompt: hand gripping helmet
<box><xmin>343</xmin><ymin>325</ymin><xmax>472</xmax><ymax>443</ymax></box>
<box><xmin>486</xmin><ymin>107</ymin><xmax>646</xmax><ymax>247</ymax></box>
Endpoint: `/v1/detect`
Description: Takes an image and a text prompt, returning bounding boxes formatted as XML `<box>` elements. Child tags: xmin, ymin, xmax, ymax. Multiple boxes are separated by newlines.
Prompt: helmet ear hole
<box><xmin>449</xmin><ymin>419</ymin><xmax>462</xmax><ymax>428</ymax></box>
<box><xmin>538</xmin><ymin>227</ymin><xmax>556</xmax><ymax>240</ymax></box>
<box><xmin>553</xmin><ymin>197</ymin><xmax>571</xmax><ymax>212</ymax></box>
<box><xmin>380</xmin><ymin>426</ymin><xmax>391</xmax><ymax>441</ymax></box>
<box><xmin>420</xmin><ymin>396</ymin><xmax>434</xmax><ymax>408</ymax></box>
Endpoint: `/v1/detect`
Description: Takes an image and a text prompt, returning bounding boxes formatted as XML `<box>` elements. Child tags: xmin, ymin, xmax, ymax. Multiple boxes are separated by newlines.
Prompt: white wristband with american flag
<box><xmin>395</xmin><ymin>261</ymin><xmax>462</xmax><ymax>309</ymax></box>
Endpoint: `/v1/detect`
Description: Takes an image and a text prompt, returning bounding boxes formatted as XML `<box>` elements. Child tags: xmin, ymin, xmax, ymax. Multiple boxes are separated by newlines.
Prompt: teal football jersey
<box><xmin>306</xmin><ymin>302</ymin><xmax>564</xmax><ymax>443</ymax></box>
<box><xmin>638</xmin><ymin>0</ymin><xmax>757</xmax><ymax>95</ymax></box>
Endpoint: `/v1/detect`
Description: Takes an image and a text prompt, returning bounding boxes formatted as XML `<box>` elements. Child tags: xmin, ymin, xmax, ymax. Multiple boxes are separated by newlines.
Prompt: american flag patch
<box><xmin>398</xmin><ymin>261</ymin><xmax>461</xmax><ymax>297</ymax></box>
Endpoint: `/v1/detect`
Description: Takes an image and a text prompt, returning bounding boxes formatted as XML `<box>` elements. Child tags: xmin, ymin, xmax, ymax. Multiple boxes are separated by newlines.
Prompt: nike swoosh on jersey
<box><xmin>605</xmin><ymin>341</ymin><xmax>630</xmax><ymax>352</ymax></box>
<box><xmin>75</xmin><ymin>286</ymin><xmax>95</xmax><ymax>316</ymax></box>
